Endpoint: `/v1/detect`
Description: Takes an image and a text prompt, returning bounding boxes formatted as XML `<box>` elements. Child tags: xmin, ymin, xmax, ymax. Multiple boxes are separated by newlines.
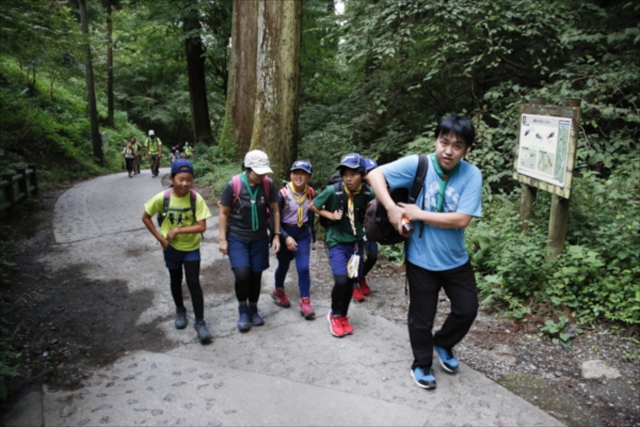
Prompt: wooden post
<box><xmin>546</xmin><ymin>97</ymin><xmax>582</xmax><ymax>258</ymax></box>
<box><xmin>547</xmin><ymin>194</ymin><xmax>570</xmax><ymax>257</ymax></box>
<box><xmin>29</xmin><ymin>164</ymin><xmax>38</xmax><ymax>196</ymax></box>
<box><xmin>17</xmin><ymin>168</ymin><xmax>28</xmax><ymax>201</ymax></box>
<box><xmin>2</xmin><ymin>173</ymin><xmax>15</xmax><ymax>212</ymax></box>
<box><xmin>518</xmin><ymin>97</ymin><xmax>545</xmax><ymax>232</ymax></box>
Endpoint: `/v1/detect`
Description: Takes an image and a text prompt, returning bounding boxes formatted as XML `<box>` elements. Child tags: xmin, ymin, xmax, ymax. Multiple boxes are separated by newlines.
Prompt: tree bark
<box><xmin>106</xmin><ymin>1</ymin><xmax>114</xmax><ymax>128</ymax></box>
<box><xmin>219</xmin><ymin>0</ymin><xmax>259</xmax><ymax>158</ymax></box>
<box><xmin>184</xmin><ymin>5</ymin><xmax>213</xmax><ymax>146</ymax></box>
<box><xmin>79</xmin><ymin>0</ymin><xmax>103</xmax><ymax>164</ymax></box>
<box><xmin>250</xmin><ymin>0</ymin><xmax>301</xmax><ymax>177</ymax></box>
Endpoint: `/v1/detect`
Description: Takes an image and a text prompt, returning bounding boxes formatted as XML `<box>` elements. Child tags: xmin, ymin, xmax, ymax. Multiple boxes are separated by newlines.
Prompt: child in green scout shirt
<box><xmin>310</xmin><ymin>153</ymin><xmax>375</xmax><ymax>338</ymax></box>
<box><xmin>142</xmin><ymin>159</ymin><xmax>213</xmax><ymax>344</ymax></box>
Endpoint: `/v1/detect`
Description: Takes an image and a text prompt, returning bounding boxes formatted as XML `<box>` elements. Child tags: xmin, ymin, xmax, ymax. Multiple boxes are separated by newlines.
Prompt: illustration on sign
<box><xmin>517</xmin><ymin>114</ymin><xmax>572</xmax><ymax>187</ymax></box>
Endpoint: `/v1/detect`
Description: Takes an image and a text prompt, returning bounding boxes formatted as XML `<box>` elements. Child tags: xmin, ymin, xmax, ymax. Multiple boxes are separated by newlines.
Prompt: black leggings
<box><xmin>169</xmin><ymin>261</ymin><xmax>204</xmax><ymax>320</ymax></box>
<box><xmin>331</xmin><ymin>274</ymin><xmax>354</xmax><ymax>317</ymax></box>
<box><xmin>233</xmin><ymin>267</ymin><xmax>262</xmax><ymax>303</ymax></box>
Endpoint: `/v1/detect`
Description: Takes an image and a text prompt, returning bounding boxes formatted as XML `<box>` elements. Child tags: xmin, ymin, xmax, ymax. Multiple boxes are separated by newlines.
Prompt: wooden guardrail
<box><xmin>0</xmin><ymin>164</ymin><xmax>39</xmax><ymax>212</ymax></box>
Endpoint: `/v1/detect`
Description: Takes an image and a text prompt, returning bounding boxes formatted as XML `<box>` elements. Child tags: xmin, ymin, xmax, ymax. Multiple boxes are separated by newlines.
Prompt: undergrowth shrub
<box><xmin>467</xmin><ymin>166</ymin><xmax>640</xmax><ymax>335</ymax></box>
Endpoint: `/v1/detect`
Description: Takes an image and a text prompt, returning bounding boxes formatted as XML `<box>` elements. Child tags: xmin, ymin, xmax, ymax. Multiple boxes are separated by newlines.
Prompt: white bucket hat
<box><xmin>244</xmin><ymin>150</ymin><xmax>273</xmax><ymax>175</ymax></box>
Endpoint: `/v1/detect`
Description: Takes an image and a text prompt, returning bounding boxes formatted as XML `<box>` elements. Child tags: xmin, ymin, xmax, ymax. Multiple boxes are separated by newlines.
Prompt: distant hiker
<box><xmin>183</xmin><ymin>141</ymin><xmax>192</xmax><ymax>158</ymax></box>
<box><xmin>355</xmin><ymin>158</ymin><xmax>380</xmax><ymax>301</ymax></box>
<box><xmin>218</xmin><ymin>150</ymin><xmax>281</xmax><ymax>333</ymax></box>
<box><xmin>141</xmin><ymin>159</ymin><xmax>213</xmax><ymax>344</ymax></box>
<box><xmin>145</xmin><ymin>129</ymin><xmax>163</xmax><ymax>177</ymax></box>
<box><xmin>130</xmin><ymin>136</ymin><xmax>142</xmax><ymax>175</ymax></box>
<box><xmin>272</xmin><ymin>160</ymin><xmax>317</xmax><ymax>319</ymax></box>
<box><xmin>122</xmin><ymin>140</ymin><xmax>135</xmax><ymax>178</ymax></box>
<box><xmin>169</xmin><ymin>145</ymin><xmax>181</xmax><ymax>165</ymax></box>
<box><xmin>367</xmin><ymin>114</ymin><xmax>482</xmax><ymax>390</ymax></box>
<box><xmin>309</xmin><ymin>153</ymin><xmax>375</xmax><ymax>338</ymax></box>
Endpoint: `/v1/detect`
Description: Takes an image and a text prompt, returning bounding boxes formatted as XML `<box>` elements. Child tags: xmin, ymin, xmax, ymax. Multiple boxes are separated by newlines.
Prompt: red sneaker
<box><xmin>353</xmin><ymin>286</ymin><xmax>365</xmax><ymax>302</ymax></box>
<box><xmin>271</xmin><ymin>288</ymin><xmax>291</xmax><ymax>308</ymax></box>
<box><xmin>328</xmin><ymin>311</ymin><xmax>345</xmax><ymax>337</ymax></box>
<box><xmin>299</xmin><ymin>297</ymin><xmax>315</xmax><ymax>320</ymax></box>
<box><xmin>342</xmin><ymin>316</ymin><xmax>354</xmax><ymax>335</ymax></box>
<box><xmin>359</xmin><ymin>278</ymin><xmax>371</xmax><ymax>296</ymax></box>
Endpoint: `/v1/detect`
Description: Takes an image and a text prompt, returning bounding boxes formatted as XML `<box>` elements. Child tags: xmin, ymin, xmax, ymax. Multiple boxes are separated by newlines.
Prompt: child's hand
<box><xmin>272</xmin><ymin>236</ymin><xmax>281</xmax><ymax>254</ymax></box>
<box><xmin>332</xmin><ymin>209</ymin><xmax>343</xmax><ymax>221</ymax></box>
<box><xmin>285</xmin><ymin>236</ymin><xmax>298</xmax><ymax>252</ymax></box>
<box><xmin>219</xmin><ymin>239</ymin><xmax>228</xmax><ymax>255</ymax></box>
<box><xmin>166</xmin><ymin>228</ymin><xmax>179</xmax><ymax>242</ymax></box>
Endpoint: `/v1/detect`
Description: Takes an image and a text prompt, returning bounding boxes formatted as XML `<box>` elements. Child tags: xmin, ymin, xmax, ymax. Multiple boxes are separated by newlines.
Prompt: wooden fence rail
<box><xmin>0</xmin><ymin>164</ymin><xmax>39</xmax><ymax>212</ymax></box>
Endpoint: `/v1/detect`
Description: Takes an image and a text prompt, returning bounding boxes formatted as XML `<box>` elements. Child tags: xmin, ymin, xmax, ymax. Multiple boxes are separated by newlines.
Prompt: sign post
<box><xmin>513</xmin><ymin>98</ymin><xmax>582</xmax><ymax>257</ymax></box>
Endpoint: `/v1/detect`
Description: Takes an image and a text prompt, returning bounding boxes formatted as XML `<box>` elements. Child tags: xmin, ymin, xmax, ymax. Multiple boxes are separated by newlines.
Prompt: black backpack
<box><xmin>318</xmin><ymin>173</ymin><xmax>371</xmax><ymax>228</ymax></box>
<box><xmin>364</xmin><ymin>155</ymin><xmax>429</xmax><ymax>245</ymax></box>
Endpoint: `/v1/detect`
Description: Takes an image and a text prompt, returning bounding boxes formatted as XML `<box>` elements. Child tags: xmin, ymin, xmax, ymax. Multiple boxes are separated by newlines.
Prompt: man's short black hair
<box><xmin>435</xmin><ymin>114</ymin><xmax>476</xmax><ymax>149</ymax></box>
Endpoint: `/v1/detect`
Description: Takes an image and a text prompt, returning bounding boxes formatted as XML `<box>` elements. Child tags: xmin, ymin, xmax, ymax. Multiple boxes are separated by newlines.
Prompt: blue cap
<box><xmin>171</xmin><ymin>158</ymin><xmax>194</xmax><ymax>175</ymax></box>
<box><xmin>364</xmin><ymin>158</ymin><xmax>378</xmax><ymax>172</ymax></box>
<box><xmin>337</xmin><ymin>153</ymin><xmax>364</xmax><ymax>171</ymax></box>
<box><xmin>290</xmin><ymin>160</ymin><xmax>312</xmax><ymax>174</ymax></box>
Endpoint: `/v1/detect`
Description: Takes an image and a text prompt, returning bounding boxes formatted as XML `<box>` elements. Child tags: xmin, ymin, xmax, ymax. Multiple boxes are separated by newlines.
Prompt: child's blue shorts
<box><xmin>227</xmin><ymin>235</ymin><xmax>270</xmax><ymax>272</ymax></box>
<box><xmin>163</xmin><ymin>245</ymin><xmax>201</xmax><ymax>270</ymax></box>
<box><xmin>328</xmin><ymin>241</ymin><xmax>363</xmax><ymax>276</ymax></box>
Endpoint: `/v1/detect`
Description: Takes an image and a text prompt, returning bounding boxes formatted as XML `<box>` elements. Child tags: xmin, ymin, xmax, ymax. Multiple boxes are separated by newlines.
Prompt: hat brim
<box><xmin>290</xmin><ymin>167</ymin><xmax>312</xmax><ymax>174</ymax></box>
<box><xmin>252</xmin><ymin>166</ymin><xmax>273</xmax><ymax>175</ymax></box>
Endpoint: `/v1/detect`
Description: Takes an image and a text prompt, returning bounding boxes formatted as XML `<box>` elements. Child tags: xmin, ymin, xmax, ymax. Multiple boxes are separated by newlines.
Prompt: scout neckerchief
<box><xmin>287</xmin><ymin>182</ymin><xmax>308</xmax><ymax>227</ymax></box>
<box><xmin>240</xmin><ymin>171</ymin><xmax>261</xmax><ymax>231</ymax></box>
<box><xmin>343</xmin><ymin>184</ymin><xmax>362</xmax><ymax>236</ymax></box>
<box><xmin>429</xmin><ymin>153</ymin><xmax>460</xmax><ymax>212</ymax></box>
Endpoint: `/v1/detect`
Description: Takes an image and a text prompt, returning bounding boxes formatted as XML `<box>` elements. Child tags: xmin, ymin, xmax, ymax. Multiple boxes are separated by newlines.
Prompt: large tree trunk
<box><xmin>106</xmin><ymin>1</ymin><xmax>114</xmax><ymax>128</ymax></box>
<box><xmin>184</xmin><ymin>5</ymin><xmax>213</xmax><ymax>146</ymax></box>
<box><xmin>79</xmin><ymin>0</ymin><xmax>103</xmax><ymax>164</ymax></box>
<box><xmin>250</xmin><ymin>0</ymin><xmax>301</xmax><ymax>177</ymax></box>
<box><xmin>219</xmin><ymin>0</ymin><xmax>259</xmax><ymax>158</ymax></box>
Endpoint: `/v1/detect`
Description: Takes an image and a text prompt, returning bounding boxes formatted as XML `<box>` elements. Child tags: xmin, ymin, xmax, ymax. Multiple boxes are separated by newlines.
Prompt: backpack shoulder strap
<box><xmin>232</xmin><ymin>175</ymin><xmax>242</xmax><ymax>206</ymax></box>
<box><xmin>308</xmin><ymin>186</ymin><xmax>315</xmax><ymax>200</ymax></box>
<box><xmin>189</xmin><ymin>188</ymin><xmax>197</xmax><ymax>220</ymax></box>
<box><xmin>262</xmin><ymin>176</ymin><xmax>271</xmax><ymax>204</ymax></box>
<box><xmin>163</xmin><ymin>187</ymin><xmax>172</xmax><ymax>213</ymax></box>
<box><xmin>409</xmin><ymin>155</ymin><xmax>429</xmax><ymax>203</ymax></box>
<box><xmin>279</xmin><ymin>187</ymin><xmax>289</xmax><ymax>210</ymax></box>
<box><xmin>333</xmin><ymin>181</ymin><xmax>345</xmax><ymax>211</ymax></box>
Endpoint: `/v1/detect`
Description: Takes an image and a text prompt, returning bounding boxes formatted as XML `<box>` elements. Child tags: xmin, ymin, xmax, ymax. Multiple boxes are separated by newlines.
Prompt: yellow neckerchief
<box><xmin>287</xmin><ymin>182</ymin><xmax>308</xmax><ymax>227</ymax></box>
<box><xmin>343</xmin><ymin>184</ymin><xmax>362</xmax><ymax>236</ymax></box>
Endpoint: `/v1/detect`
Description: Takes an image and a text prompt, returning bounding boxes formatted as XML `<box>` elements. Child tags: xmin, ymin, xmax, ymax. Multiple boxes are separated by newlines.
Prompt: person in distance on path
<box><xmin>367</xmin><ymin>114</ymin><xmax>482</xmax><ymax>390</ymax></box>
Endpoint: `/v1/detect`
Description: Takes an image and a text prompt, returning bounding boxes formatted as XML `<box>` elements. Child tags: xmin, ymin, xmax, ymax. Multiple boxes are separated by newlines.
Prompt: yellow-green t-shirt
<box><xmin>145</xmin><ymin>137</ymin><xmax>162</xmax><ymax>155</ymax></box>
<box><xmin>144</xmin><ymin>189</ymin><xmax>211</xmax><ymax>251</ymax></box>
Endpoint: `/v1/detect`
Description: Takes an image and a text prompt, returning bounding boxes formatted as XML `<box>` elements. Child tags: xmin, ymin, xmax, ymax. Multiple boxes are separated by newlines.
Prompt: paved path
<box><xmin>4</xmin><ymin>169</ymin><xmax>564</xmax><ymax>426</ymax></box>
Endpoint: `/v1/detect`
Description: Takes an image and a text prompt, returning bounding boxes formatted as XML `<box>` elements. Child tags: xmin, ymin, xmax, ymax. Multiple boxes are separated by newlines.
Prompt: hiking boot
<box><xmin>194</xmin><ymin>320</ymin><xmax>212</xmax><ymax>343</ymax></box>
<box><xmin>328</xmin><ymin>311</ymin><xmax>345</xmax><ymax>338</ymax></box>
<box><xmin>359</xmin><ymin>278</ymin><xmax>371</xmax><ymax>296</ymax></box>
<box><xmin>353</xmin><ymin>286</ymin><xmax>365</xmax><ymax>302</ymax></box>
<box><xmin>237</xmin><ymin>305</ymin><xmax>251</xmax><ymax>333</ymax></box>
<box><xmin>271</xmin><ymin>288</ymin><xmax>291</xmax><ymax>308</ymax></box>
<box><xmin>299</xmin><ymin>297</ymin><xmax>315</xmax><ymax>320</ymax></box>
<box><xmin>342</xmin><ymin>316</ymin><xmax>354</xmax><ymax>335</ymax></box>
<box><xmin>411</xmin><ymin>366</ymin><xmax>436</xmax><ymax>389</ymax></box>
<box><xmin>248</xmin><ymin>303</ymin><xmax>265</xmax><ymax>326</ymax></box>
<box><xmin>435</xmin><ymin>345</ymin><xmax>459</xmax><ymax>373</ymax></box>
<box><xmin>174</xmin><ymin>307</ymin><xmax>187</xmax><ymax>329</ymax></box>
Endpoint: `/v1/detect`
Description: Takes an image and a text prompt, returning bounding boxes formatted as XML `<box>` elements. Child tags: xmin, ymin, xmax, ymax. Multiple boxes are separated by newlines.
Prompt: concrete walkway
<box><xmin>3</xmin><ymin>169</ymin><xmax>564</xmax><ymax>426</ymax></box>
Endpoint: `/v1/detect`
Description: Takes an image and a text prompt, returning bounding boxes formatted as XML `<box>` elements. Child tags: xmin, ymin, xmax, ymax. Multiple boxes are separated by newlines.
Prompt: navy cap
<box><xmin>364</xmin><ymin>158</ymin><xmax>378</xmax><ymax>172</ymax></box>
<box><xmin>337</xmin><ymin>153</ymin><xmax>364</xmax><ymax>171</ymax></box>
<box><xmin>171</xmin><ymin>158</ymin><xmax>194</xmax><ymax>175</ymax></box>
<box><xmin>290</xmin><ymin>160</ymin><xmax>312</xmax><ymax>174</ymax></box>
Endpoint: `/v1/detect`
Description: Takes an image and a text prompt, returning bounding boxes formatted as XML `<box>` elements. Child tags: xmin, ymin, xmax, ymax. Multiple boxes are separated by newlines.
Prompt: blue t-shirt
<box><xmin>380</xmin><ymin>154</ymin><xmax>482</xmax><ymax>271</ymax></box>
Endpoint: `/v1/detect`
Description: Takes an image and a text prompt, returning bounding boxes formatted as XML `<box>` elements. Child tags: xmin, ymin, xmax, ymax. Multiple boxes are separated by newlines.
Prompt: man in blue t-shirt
<box><xmin>368</xmin><ymin>114</ymin><xmax>482</xmax><ymax>390</ymax></box>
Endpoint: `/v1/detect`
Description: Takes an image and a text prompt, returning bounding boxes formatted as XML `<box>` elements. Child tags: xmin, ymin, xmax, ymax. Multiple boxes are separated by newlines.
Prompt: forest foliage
<box><xmin>0</xmin><ymin>0</ymin><xmax>638</xmax><ymax>336</ymax></box>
